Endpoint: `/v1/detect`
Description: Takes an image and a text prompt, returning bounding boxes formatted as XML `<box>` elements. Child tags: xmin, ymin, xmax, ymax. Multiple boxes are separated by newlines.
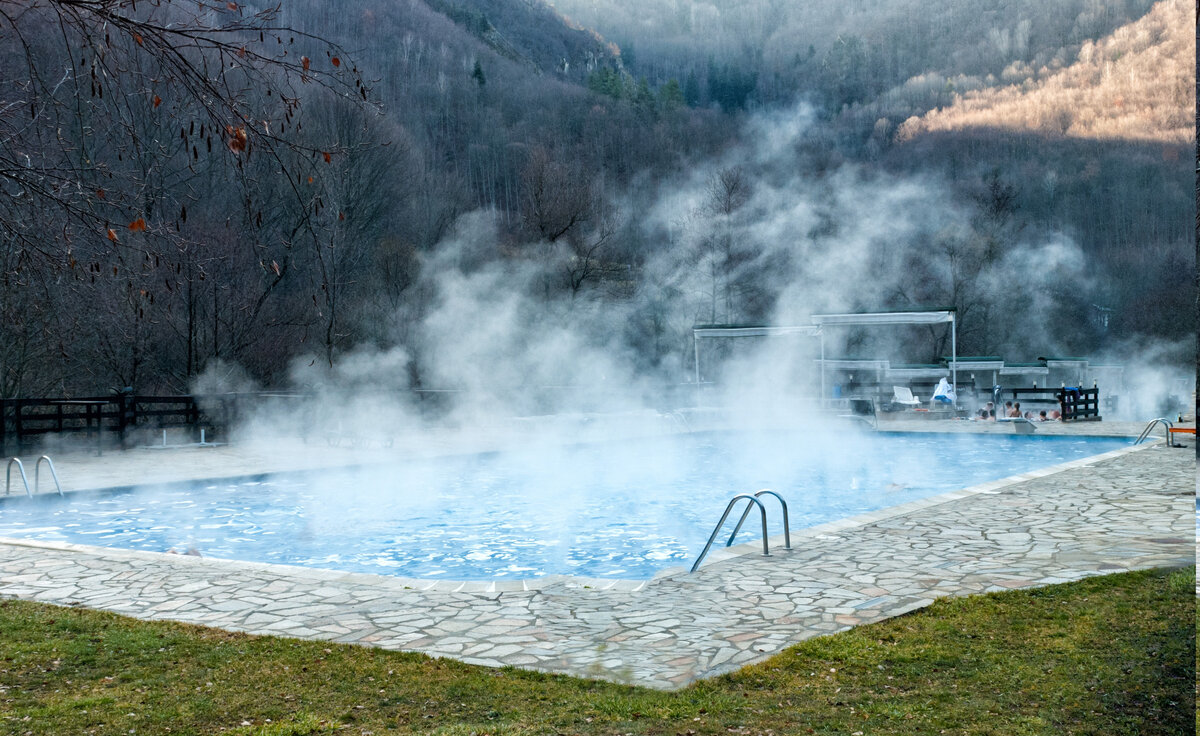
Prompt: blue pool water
<box><xmin>0</xmin><ymin>432</ymin><xmax>1128</xmax><ymax>579</ymax></box>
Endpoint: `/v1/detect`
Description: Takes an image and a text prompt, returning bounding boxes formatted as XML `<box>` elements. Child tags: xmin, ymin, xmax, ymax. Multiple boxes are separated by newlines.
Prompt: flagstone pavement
<box><xmin>0</xmin><ymin>426</ymin><xmax>1193</xmax><ymax>689</ymax></box>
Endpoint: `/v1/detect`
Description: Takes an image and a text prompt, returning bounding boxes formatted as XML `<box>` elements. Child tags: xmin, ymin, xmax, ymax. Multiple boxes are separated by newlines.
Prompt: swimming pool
<box><xmin>0</xmin><ymin>432</ymin><xmax>1129</xmax><ymax>579</ymax></box>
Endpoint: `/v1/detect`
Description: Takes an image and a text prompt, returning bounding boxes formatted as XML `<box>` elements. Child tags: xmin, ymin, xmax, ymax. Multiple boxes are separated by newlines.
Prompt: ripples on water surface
<box><xmin>0</xmin><ymin>432</ymin><xmax>1128</xmax><ymax>579</ymax></box>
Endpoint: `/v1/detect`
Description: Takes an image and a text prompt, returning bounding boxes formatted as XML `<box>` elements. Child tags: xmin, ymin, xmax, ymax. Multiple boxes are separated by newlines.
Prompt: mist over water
<box><xmin>189</xmin><ymin>100</ymin><xmax>1189</xmax><ymax>443</ymax></box>
<box><xmin>0</xmin><ymin>432</ymin><xmax>1132</xmax><ymax>579</ymax></box>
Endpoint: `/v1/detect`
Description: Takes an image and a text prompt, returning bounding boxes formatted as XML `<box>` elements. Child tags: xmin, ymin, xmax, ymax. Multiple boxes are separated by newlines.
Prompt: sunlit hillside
<box><xmin>897</xmin><ymin>0</ymin><xmax>1194</xmax><ymax>144</ymax></box>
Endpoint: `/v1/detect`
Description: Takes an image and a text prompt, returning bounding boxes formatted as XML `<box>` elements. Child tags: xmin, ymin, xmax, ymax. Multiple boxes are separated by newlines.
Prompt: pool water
<box><xmin>0</xmin><ymin>432</ymin><xmax>1128</xmax><ymax>579</ymax></box>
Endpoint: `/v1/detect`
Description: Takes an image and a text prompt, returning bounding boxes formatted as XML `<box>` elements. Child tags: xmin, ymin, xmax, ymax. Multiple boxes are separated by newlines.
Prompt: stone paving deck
<box><xmin>0</xmin><ymin>421</ymin><xmax>1192</xmax><ymax>689</ymax></box>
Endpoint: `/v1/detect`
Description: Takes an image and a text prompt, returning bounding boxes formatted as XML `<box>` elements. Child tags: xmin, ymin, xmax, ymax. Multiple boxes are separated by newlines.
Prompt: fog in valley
<box><xmin>1</xmin><ymin>0</ymin><xmax>1193</xmax><ymax>438</ymax></box>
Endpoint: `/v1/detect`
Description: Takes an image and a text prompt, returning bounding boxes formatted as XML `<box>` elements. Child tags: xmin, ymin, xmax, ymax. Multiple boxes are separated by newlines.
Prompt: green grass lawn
<box><xmin>0</xmin><ymin>567</ymin><xmax>1193</xmax><ymax>736</ymax></box>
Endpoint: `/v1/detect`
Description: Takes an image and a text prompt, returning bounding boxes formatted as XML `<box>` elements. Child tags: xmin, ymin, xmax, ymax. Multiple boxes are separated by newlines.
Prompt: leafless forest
<box><xmin>0</xmin><ymin>0</ymin><xmax>1193</xmax><ymax>398</ymax></box>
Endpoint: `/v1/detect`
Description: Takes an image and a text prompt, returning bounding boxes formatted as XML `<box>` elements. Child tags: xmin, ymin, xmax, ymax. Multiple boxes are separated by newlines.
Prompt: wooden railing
<box><xmin>0</xmin><ymin>389</ymin><xmax>467</xmax><ymax>454</ymax></box>
<box><xmin>1057</xmin><ymin>386</ymin><xmax>1101</xmax><ymax>421</ymax></box>
<box><xmin>0</xmin><ymin>395</ymin><xmax>213</xmax><ymax>454</ymax></box>
<box><xmin>999</xmin><ymin>386</ymin><xmax>1102</xmax><ymax>421</ymax></box>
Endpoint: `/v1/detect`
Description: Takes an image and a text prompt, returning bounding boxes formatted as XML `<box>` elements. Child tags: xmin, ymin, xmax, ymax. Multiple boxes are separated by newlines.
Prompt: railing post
<box><xmin>114</xmin><ymin>389</ymin><xmax>135</xmax><ymax>449</ymax></box>
<box><xmin>13</xmin><ymin>400</ymin><xmax>24</xmax><ymax>453</ymax></box>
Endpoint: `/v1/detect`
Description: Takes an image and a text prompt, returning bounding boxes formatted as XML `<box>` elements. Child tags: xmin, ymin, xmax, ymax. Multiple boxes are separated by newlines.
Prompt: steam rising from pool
<box><xmin>171</xmin><ymin>104</ymin><xmax>1185</xmax><ymax>579</ymax></box>
<box><xmin>0</xmin><ymin>432</ymin><xmax>1129</xmax><ymax>579</ymax></box>
<box><xmin>187</xmin><ymin>99</ymin><xmax>1191</xmax><ymax>452</ymax></box>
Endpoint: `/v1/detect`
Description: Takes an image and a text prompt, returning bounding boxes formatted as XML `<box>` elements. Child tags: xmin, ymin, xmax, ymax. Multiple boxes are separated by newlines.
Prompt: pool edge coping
<box><xmin>685</xmin><ymin>439</ymin><xmax>1157</xmax><ymax>574</ymax></box>
<box><xmin>0</xmin><ymin>440</ymin><xmax>1156</xmax><ymax>593</ymax></box>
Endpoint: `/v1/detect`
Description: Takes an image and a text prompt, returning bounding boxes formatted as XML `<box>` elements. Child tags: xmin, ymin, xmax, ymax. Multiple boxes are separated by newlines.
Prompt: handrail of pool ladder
<box><xmin>1134</xmin><ymin>418</ymin><xmax>1174</xmax><ymax>446</ymax></box>
<box><xmin>690</xmin><ymin>493</ymin><xmax>771</xmax><ymax>573</ymax></box>
<box><xmin>5</xmin><ymin>458</ymin><xmax>31</xmax><ymax>498</ymax></box>
<box><xmin>725</xmin><ymin>489</ymin><xmax>791</xmax><ymax>551</ymax></box>
<box><xmin>661</xmin><ymin>410</ymin><xmax>691</xmax><ymax>432</ymax></box>
<box><xmin>35</xmin><ymin>456</ymin><xmax>63</xmax><ymax>496</ymax></box>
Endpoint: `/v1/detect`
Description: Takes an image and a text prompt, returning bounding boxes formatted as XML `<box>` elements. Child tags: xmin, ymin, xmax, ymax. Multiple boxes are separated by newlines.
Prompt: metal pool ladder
<box><xmin>6</xmin><ymin>458</ymin><xmax>31</xmax><ymax>498</ymax></box>
<box><xmin>36</xmin><ymin>456</ymin><xmax>64</xmax><ymax>496</ymax></box>
<box><xmin>690</xmin><ymin>490</ymin><xmax>792</xmax><ymax>573</ymax></box>
<box><xmin>1134</xmin><ymin>418</ymin><xmax>1178</xmax><ymax>447</ymax></box>
<box><xmin>5</xmin><ymin>456</ymin><xmax>63</xmax><ymax>497</ymax></box>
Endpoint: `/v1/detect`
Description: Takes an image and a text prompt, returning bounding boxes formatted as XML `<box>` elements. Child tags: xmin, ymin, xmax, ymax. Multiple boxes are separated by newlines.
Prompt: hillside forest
<box><xmin>0</xmin><ymin>0</ymin><xmax>1194</xmax><ymax>406</ymax></box>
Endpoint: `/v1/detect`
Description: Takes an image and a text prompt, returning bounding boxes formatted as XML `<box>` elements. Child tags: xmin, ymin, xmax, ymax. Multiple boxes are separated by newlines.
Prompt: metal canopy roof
<box><xmin>1000</xmin><ymin>365</ymin><xmax>1050</xmax><ymax>375</ymax></box>
<box><xmin>815</xmin><ymin>358</ymin><xmax>890</xmax><ymax>370</ymax></box>
<box><xmin>947</xmin><ymin>359</ymin><xmax>1004</xmax><ymax>370</ymax></box>
<box><xmin>811</xmin><ymin>310</ymin><xmax>955</xmax><ymax>326</ymax></box>
<box><xmin>887</xmin><ymin>366</ymin><xmax>953</xmax><ymax>379</ymax></box>
<box><xmin>693</xmin><ymin>325</ymin><xmax>821</xmax><ymax>338</ymax></box>
<box><xmin>692</xmin><ymin>312</ymin><xmax>958</xmax><ymax>406</ymax></box>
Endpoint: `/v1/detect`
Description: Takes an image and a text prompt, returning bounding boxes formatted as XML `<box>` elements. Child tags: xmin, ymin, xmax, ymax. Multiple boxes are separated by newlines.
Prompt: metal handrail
<box><xmin>6</xmin><ymin>458</ymin><xmax>31</xmax><ymax>498</ymax></box>
<box><xmin>726</xmin><ymin>489</ymin><xmax>791</xmax><ymax>551</ymax></box>
<box><xmin>1134</xmin><ymin>418</ymin><xmax>1174</xmax><ymax>446</ymax></box>
<box><xmin>660</xmin><ymin>410</ymin><xmax>692</xmax><ymax>432</ymax></box>
<box><xmin>997</xmin><ymin>416</ymin><xmax>1038</xmax><ymax>432</ymax></box>
<box><xmin>35</xmin><ymin>456</ymin><xmax>63</xmax><ymax>496</ymax></box>
<box><xmin>690</xmin><ymin>494</ymin><xmax>770</xmax><ymax>573</ymax></box>
<box><xmin>839</xmin><ymin>398</ymin><xmax>877</xmax><ymax>429</ymax></box>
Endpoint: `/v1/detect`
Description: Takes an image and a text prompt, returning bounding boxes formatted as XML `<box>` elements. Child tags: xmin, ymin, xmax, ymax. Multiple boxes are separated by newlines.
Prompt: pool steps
<box><xmin>5</xmin><ymin>456</ymin><xmax>63</xmax><ymax>498</ymax></box>
<box><xmin>5</xmin><ymin>458</ymin><xmax>30</xmax><ymax>497</ymax></box>
<box><xmin>690</xmin><ymin>490</ymin><xmax>792</xmax><ymax>573</ymax></box>
<box><xmin>35</xmin><ymin>456</ymin><xmax>63</xmax><ymax>496</ymax></box>
<box><xmin>1134</xmin><ymin>417</ymin><xmax>1180</xmax><ymax>447</ymax></box>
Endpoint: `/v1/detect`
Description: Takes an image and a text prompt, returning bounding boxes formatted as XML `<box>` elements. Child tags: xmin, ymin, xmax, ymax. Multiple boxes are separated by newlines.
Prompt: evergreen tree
<box><xmin>633</xmin><ymin>77</ymin><xmax>654</xmax><ymax>108</ymax></box>
<box><xmin>683</xmin><ymin>71</ymin><xmax>701</xmax><ymax>105</ymax></box>
<box><xmin>588</xmin><ymin>67</ymin><xmax>625</xmax><ymax>99</ymax></box>
<box><xmin>658</xmin><ymin>78</ymin><xmax>685</xmax><ymax>110</ymax></box>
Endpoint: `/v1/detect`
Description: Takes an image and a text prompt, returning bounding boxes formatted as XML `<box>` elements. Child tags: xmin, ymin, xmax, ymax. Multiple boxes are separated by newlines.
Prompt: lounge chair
<box><xmin>892</xmin><ymin>386</ymin><xmax>920</xmax><ymax>408</ymax></box>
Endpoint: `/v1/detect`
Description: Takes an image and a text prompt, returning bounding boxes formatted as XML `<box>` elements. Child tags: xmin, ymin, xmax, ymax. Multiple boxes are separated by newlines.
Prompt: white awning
<box><xmin>693</xmin><ymin>325</ymin><xmax>821</xmax><ymax>338</ymax></box>
<box><xmin>947</xmin><ymin>360</ymin><xmax>1004</xmax><ymax>370</ymax></box>
<box><xmin>812</xmin><ymin>310</ymin><xmax>958</xmax><ymax>407</ymax></box>
<box><xmin>1000</xmin><ymin>366</ymin><xmax>1050</xmax><ymax>376</ymax></box>
<box><xmin>811</xmin><ymin>310</ymin><xmax>955</xmax><ymax>326</ymax></box>
<box><xmin>887</xmin><ymin>367</ymin><xmax>952</xmax><ymax>379</ymax></box>
<box><xmin>815</xmin><ymin>359</ymin><xmax>890</xmax><ymax>371</ymax></box>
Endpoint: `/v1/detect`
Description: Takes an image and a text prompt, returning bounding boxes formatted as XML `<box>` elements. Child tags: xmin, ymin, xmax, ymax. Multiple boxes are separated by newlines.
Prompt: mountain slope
<box><xmin>426</xmin><ymin>0</ymin><xmax>617</xmax><ymax>81</ymax></box>
<box><xmin>896</xmin><ymin>0</ymin><xmax>1193</xmax><ymax>144</ymax></box>
<box><xmin>548</xmin><ymin>0</ymin><xmax>1161</xmax><ymax>111</ymax></box>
